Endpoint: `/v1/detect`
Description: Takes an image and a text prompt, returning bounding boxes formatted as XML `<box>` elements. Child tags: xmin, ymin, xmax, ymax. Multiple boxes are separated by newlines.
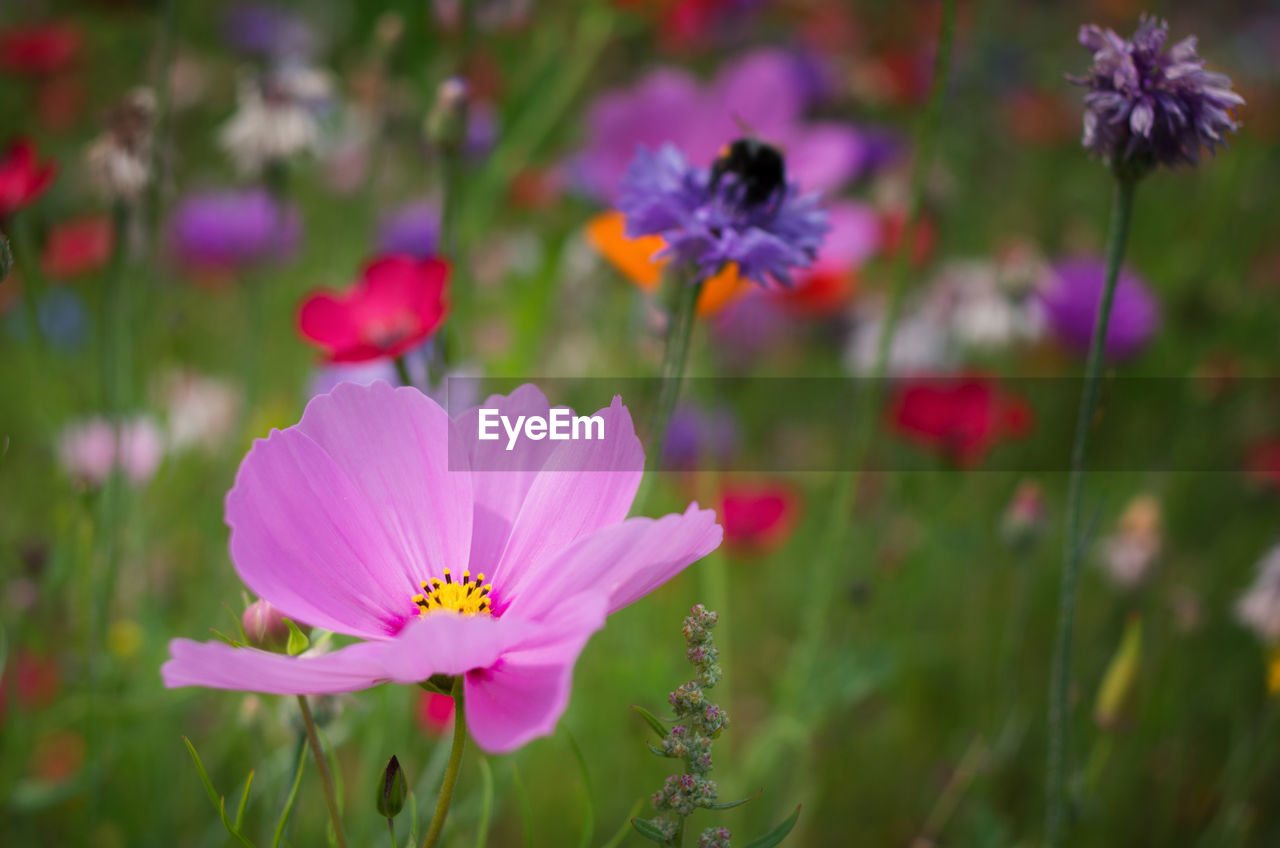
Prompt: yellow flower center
<box><xmin>413</xmin><ymin>569</ymin><xmax>492</xmax><ymax>617</ymax></box>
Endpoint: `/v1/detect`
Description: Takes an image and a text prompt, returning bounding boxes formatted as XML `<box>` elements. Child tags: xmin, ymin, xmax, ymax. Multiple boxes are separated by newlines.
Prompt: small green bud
<box><xmin>0</xmin><ymin>231</ymin><xmax>11</xmax><ymax>283</ymax></box>
<box><xmin>425</xmin><ymin>77</ymin><xmax>469</xmax><ymax>152</ymax></box>
<box><xmin>376</xmin><ymin>755</ymin><xmax>408</xmax><ymax>819</ymax></box>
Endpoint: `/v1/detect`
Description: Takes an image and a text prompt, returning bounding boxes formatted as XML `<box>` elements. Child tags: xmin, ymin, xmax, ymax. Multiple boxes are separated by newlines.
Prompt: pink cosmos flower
<box><xmin>297</xmin><ymin>256</ymin><xmax>449</xmax><ymax>363</ymax></box>
<box><xmin>162</xmin><ymin>381</ymin><xmax>723</xmax><ymax>753</ymax></box>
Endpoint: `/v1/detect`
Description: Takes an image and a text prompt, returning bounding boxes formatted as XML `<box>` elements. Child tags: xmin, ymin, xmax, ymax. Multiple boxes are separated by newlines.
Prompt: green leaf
<box><xmin>235</xmin><ymin>770</ymin><xmax>255</xmax><ymax>830</ymax></box>
<box><xmin>510</xmin><ymin>761</ymin><xmax>534</xmax><ymax>848</ymax></box>
<box><xmin>708</xmin><ymin>788</ymin><xmax>763</xmax><ymax>810</ymax></box>
<box><xmin>271</xmin><ymin>742</ymin><xmax>307</xmax><ymax>848</ymax></box>
<box><xmin>182</xmin><ymin>737</ymin><xmax>257</xmax><ymax>848</ymax></box>
<box><xmin>629</xmin><ymin>817</ymin><xmax>671</xmax><ymax>844</ymax></box>
<box><xmin>629</xmin><ymin>705</ymin><xmax>669</xmax><ymax>739</ymax></box>
<box><xmin>284</xmin><ymin>619</ymin><xmax>309</xmax><ymax>655</ymax></box>
<box><xmin>741</xmin><ymin>805</ymin><xmax>802</xmax><ymax>848</ymax></box>
<box><xmin>645</xmin><ymin>742</ymin><xmax>669</xmax><ymax>758</ymax></box>
<box><xmin>563</xmin><ymin>726</ymin><xmax>596</xmax><ymax>848</ymax></box>
<box><xmin>597</xmin><ymin>799</ymin><xmax>644</xmax><ymax>848</ymax></box>
<box><xmin>209</xmin><ymin>627</ymin><xmax>245</xmax><ymax>648</ymax></box>
<box><xmin>474</xmin><ymin>757</ymin><xmax>494</xmax><ymax>848</ymax></box>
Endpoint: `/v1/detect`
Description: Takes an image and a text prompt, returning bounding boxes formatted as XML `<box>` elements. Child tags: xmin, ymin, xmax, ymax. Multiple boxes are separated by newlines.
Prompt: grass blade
<box><xmin>271</xmin><ymin>741</ymin><xmax>308</xmax><ymax>848</ymax></box>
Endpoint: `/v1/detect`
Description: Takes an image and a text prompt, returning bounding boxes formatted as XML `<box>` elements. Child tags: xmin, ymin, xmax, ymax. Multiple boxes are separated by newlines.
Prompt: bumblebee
<box><xmin>709</xmin><ymin>138</ymin><xmax>786</xmax><ymax>208</ymax></box>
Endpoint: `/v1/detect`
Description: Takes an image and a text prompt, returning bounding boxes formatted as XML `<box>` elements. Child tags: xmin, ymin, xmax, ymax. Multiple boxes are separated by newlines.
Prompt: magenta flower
<box><xmin>162</xmin><ymin>382</ymin><xmax>722</xmax><ymax>752</ymax></box>
<box><xmin>573</xmin><ymin>49</ymin><xmax>873</xmax><ymax>201</ymax></box>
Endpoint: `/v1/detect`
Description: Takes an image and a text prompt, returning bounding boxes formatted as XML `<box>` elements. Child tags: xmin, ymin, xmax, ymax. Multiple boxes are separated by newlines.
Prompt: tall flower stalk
<box><xmin>1044</xmin><ymin>176</ymin><xmax>1134</xmax><ymax>844</ymax></box>
<box><xmin>773</xmin><ymin>0</ymin><xmax>956</xmax><ymax>720</ymax></box>
<box><xmin>1045</xmin><ymin>17</ymin><xmax>1242</xmax><ymax>845</ymax></box>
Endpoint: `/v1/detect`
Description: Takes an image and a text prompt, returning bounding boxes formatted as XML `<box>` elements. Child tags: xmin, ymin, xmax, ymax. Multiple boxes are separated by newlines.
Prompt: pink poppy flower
<box><xmin>0</xmin><ymin>138</ymin><xmax>56</xmax><ymax>218</ymax></box>
<box><xmin>162</xmin><ymin>382</ymin><xmax>723</xmax><ymax>752</ymax></box>
<box><xmin>888</xmin><ymin>375</ymin><xmax>1032</xmax><ymax>467</ymax></box>
<box><xmin>297</xmin><ymin>256</ymin><xmax>449</xmax><ymax>363</ymax></box>
<box><xmin>719</xmin><ymin>479</ymin><xmax>800</xmax><ymax>553</ymax></box>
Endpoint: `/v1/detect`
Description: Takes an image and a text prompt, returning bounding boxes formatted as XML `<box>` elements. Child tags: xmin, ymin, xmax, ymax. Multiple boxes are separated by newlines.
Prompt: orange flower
<box><xmin>585</xmin><ymin>211</ymin><xmax>747</xmax><ymax>317</ymax></box>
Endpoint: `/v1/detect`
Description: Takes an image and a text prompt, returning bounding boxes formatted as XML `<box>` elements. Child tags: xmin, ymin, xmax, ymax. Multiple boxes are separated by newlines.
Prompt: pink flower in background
<box><xmin>298</xmin><ymin>256</ymin><xmax>449</xmax><ymax>363</ymax></box>
<box><xmin>0</xmin><ymin>138</ymin><xmax>56</xmax><ymax>217</ymax></box>
<box><xmin>417</xmin><ymin>690</ymin><xmax>456</xmax><ymax>736</ymax></box>
<box><xmin>57</xmin><ymin>417</ymin><xmax>165</xmax><ymax>487</ymax></box>
<box><xmin>162</xmin><ymin>382</ymin><xmax>722</xmax><ymax>753</ymax></box>
<box><xmin>574</xmin><ymin>48</ymin><xmax>871</xmax><ymax>201</ymax></box>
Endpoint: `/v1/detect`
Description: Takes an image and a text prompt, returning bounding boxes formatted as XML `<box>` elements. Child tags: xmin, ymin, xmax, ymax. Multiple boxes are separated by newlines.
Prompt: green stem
<box><xmin>1044</xmin><ymin>176</ymin><xmax>1137</xmax><ymax>848</ymax></box>
<box><xmin>394</xmin><ymin>355</ymin><xmax>414</xmax><ymax>389</ymax></box>
<box><xmin>297</xmin><ymin>695</ymin><xmax>349</xmax><ymax>848</ymax></box>
<box><xmin>388</xmin><ymin>817</ymin><xmax>397</xmax><ymax>848</ymax></box>
<box><xmin>422</xmin><ymin>676</ymin><xmax>467</xmax><ymax>848</ymax></box>
<box><xmin>775</xmin><ymin>0</ymin><xmax>956</xmax><ymax>713</ymax></box>
<box><xmin>637</xmin><ymin>273</ymin><xmax>704</xmax><ymax>510</ymax></box>
<box><xmin>8</xmin><ymin>215</ymin><xmax>48</xmax><ymax>350</ymax></box>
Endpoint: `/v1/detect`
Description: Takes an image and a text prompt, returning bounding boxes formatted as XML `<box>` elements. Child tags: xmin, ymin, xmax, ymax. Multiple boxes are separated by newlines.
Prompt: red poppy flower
<box><xmin>1246</xmin><ymin>440</ymin><xmax>1280</xmax><ymax>490</ymax></box>
<box><xmin>0</xmin><ymin>138</ymin><xmax>56</xmax><ymax>217</ymax></box>
<box><xmin>0</xmin><ymin>650</ymin><xmax>60</xmax><ymax>721</ymax></box>
<box><xmin>889</xmin><ymin>375</ymin><xmax>1032</xmax><ymax>466</ymax></box>
<box><xmin>416</xmin><ymin>690</ymin><xmax>456</xmax><ymax>736</ymax></box>
<box><xmin>880</xmin><ymin>209</ymin><xmax>937</xmax><ymax>269</ymax></box>
<box><xmin>777</xmin><ymin>267</ymin><xmax>855</xmax><ymax>317</ymax></box>
<box><xmin>719</xmin><ymin>479</ymin><xmax>801</xmax><ymax>553</ymax></box>
<box><xmin>298</xmin><ymin>255</ymin><xmax>449</xmax><ymax>363</ymax></box>
<box><xmin>42</xmin><ymin>215</ymin><xmax>113</xmax><ymax>278</ymax></box>
<box><xmin>0</xmin><ymin>23</ymin><xmax>80</xmax><ymax>76</ymax></box>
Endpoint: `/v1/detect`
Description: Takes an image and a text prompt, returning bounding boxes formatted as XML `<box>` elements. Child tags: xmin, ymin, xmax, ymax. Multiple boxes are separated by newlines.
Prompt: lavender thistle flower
<box><xmin>618</xmin><ymin>144</ymin><xmax>827</xmax><ymax>287</ymax></box>
<box><xmin>1072</xmin><ymin>15</ymin><xmax>1244</xmax><ymax>177</ymax></box>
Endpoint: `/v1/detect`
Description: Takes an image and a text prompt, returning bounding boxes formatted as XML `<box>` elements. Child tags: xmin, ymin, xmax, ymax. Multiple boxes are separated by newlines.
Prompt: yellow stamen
<box><xmin>413</xmin><ymin>570</ymin><xmax>493</xmax><ymax>617</ymax></box>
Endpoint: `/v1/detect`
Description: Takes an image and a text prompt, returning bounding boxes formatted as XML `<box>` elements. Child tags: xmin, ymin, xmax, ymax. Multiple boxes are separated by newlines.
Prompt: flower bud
<box><xmin>242</xmin><ymin>598</ymin><xmax>290</xmax><ymax>650</ymax></box>
<box><xmin>1094</xmin><ymin>614</ymin><xmax>1142</xmax><ymax>731</ymax></box>
<box><xmin>1000</xmin><ymin>479</ymin><xmax>1046</xmax><ymax>551</ymax></box>
<box><xmin>376</xmin><ymin>755</ymin><xmax>408</xmax><ymax>819</ymax></box>
<box><xmin>426</xmin><ymin>77</ymin><xmax>469</xmax><ymax>152</ymax></box>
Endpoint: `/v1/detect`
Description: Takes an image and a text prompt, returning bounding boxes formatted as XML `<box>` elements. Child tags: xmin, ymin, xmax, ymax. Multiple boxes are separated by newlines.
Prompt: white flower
<box><xmin>1237</xmin><ymin>546</ymin><xmax>1280</xmax><ymax>644</ymax></box>
<box><xmin>219</xmin><ymin>66</ymin><xmax>330</xmax><ymax>176</ymax></box>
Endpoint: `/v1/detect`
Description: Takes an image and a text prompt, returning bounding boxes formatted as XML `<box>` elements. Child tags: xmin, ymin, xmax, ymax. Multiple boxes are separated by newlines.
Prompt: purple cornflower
<box><xmin>169</xmin><ymin>188</ymin><xmax>300</xmax><ymax>272</ymax></box>
<box><xmin>375</xmin><ymin>201</ymin><xmax>439</xmax><ymax>259</ymax></box>
<box><xmin>1038</xmin><ymin>257</ymin><xmax>1159</xmax><ymax>360</ymax></box>
<box><xmin>618</xmin><ymin>145</ymin><xmax>827</xmax><ymax>287</ymax></box>
<box><xmin>222</xmin><ymin>4</ymin><xmax>316</xmax><ymax>61</ymax></box>
<box><xmin>1072</xmin><ymin>15</ymin><xmax>1244</xmax><ymax>175</ymax></box>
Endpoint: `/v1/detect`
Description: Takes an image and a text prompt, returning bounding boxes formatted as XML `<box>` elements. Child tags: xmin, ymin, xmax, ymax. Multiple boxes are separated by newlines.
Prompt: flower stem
<box><xmin>652</xmin><ymin>275</ymin><xmax>703</xmax><ymax>459</ymax></box>
<box><xmin>296</xmin><ymin>695</ymin><xmax>348</xmax><ymax>848</ymax></box>
<box><xmin>775</xmin><ymin>0</ymin><xmax>956</xmax><ymax>714</ymax></box>
<box><xmin>8</xmin><ymin>214</ymin><xmax>49</xmax><ymax>350</ymax></box>
<box><xmin>387</xmin><ymin>817</ymin><xmax>397</xmax><ymax>848</ymax></box>
<box><xmin>1044</xmin><ymin>176</ymin><xmax>1137</xmax><ymax>848</ymax></box>
<box><xmin>394</xmin><ymin>355</ymin><xmax>414</xmax><ymax>389</ymax></box>
<box><xmin>638</xmin><ymin>272</ymin><xmax>704</xmax><ymax>510</ymax></box>
<box><xmin>422</xmin><ymin>676</ymin><xmax>467</xmax><ymax>848</ymax></box>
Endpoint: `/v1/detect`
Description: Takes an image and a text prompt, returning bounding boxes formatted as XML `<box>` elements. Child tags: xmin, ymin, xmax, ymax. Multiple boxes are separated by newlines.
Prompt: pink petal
<box><xmin>374</xmin><ymin>611</ymin><xmax>511</xmax><ymax>683</ymax></box>
<box><xmin>505</xmin><ymin>503</ymin><xmax>722</xmax><ymax>619</ymax></box>
<box><xmin>488</xmin><ymin>396</ymin><xmax>644</xmax><ymax>601</ymax></box>
<box><xmin>162</xmin><ymin>638</ymin><xmax>391</xmax><ymax>694</ymax></box>
<box><xmin>463</xmin><ymin>593</ymin><xmax>608</xmax><ymax>753</ymax></box>
<box><xmin>452</xmin><ymin>384</ymin><xmax>559</xmax><ymax>573</ymax></box>
<box><xmin>296</xmin><ymin>381</ymin><xmax>474</xmax><ymax>581</ymax></box>
<box><xmin>298</xmin><ymin>293</ymin><xmax>361</xmax><ymax>350</ymax></box>
<box><xmin>226</xmin><ymin>384</ymin><xmax>473</xmax><ymax>639</ymax></box>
